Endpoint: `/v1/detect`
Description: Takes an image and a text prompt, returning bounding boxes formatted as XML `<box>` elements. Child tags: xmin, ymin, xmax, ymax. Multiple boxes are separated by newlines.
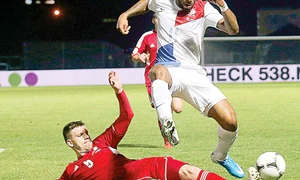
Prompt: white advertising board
<box><xmin>0</xmin><ymin>65</ymin><xmax>299</xmax><ymax>87</ymax></box>
<box><xmin>205</xmin><ymin>64</ymin><xmax>300</xmax><ymax>83</ymax></box>
<box><xmin>0</xmin><ymin>68</ymin><xmax>145</xmax><ymax>87</ymax></box>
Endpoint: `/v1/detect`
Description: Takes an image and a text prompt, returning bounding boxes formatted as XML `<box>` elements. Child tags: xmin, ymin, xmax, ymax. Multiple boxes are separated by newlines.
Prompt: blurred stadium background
<box><xmin>0</xmin><ymin>0</ymin><xmax>299</xmax><ymax>71</ymax></box>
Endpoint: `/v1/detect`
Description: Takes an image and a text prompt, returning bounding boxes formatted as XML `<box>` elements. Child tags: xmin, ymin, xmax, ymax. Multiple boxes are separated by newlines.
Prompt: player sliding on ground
<box><xmin>58</xmin><ymin>71</ymin><xmax>226</xmax><ymax>180</ymax></box>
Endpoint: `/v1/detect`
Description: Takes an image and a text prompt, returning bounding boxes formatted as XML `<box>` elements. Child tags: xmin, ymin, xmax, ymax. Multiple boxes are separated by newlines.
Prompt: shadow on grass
<box><xmin>118</xmin><ymin>143</ymin><xmax>160</xmax><ymax>148</ymax></box>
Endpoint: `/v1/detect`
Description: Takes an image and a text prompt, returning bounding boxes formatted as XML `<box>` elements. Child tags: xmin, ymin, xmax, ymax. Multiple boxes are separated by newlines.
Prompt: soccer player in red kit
<box><xmin>131</xmin><ymin>13</ymin><xmax>183</xmax><ymax>149</ymax></box>
<box><xmin>58</xmin><ymin>71</ymin><xmax>225</xmax><ymax>180</ymax></box>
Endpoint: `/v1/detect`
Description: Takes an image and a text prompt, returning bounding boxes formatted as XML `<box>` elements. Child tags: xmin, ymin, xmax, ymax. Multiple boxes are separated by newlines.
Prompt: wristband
<box><xmin>219</xmin><ymin>2</ymin><xmax>229</xmax><ymax>13</ymax></box>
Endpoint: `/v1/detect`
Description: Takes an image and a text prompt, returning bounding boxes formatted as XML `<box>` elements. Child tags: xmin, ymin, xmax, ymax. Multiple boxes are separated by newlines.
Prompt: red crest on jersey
<box><xmin>175</xmin><ymin>0</ymin><xmax>206</xmax><ymax>26</ymax></box>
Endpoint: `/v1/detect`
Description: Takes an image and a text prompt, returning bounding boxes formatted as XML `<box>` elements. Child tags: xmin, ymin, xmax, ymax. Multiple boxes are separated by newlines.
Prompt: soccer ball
<box><xmin>256</xmin><ymin>152</ymin><xmax>286</xmax><ymax>180</ymax></box>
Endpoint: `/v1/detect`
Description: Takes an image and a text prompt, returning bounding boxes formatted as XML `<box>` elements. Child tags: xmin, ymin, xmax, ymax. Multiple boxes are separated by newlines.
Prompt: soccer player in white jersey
<box><xmin>117</xmin><ymin>0</ymin><xmax>244</xmax><ymax>178</ymax></box>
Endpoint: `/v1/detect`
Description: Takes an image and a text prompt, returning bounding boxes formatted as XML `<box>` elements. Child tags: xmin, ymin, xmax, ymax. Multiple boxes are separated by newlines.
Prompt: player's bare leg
<box><xmin>208</xmin><ymin>99</ymin><xmax>244</xmax><ymax>178</ymax></box>
<box><xmin>149</xmin><ymin>65</ymin><xmax>180</xmax><ymax>146</ymax></box>
<box><xmin>172</xmin><ymin>97</ymin><xmax>183</xmax><ymax>114</ymax></box>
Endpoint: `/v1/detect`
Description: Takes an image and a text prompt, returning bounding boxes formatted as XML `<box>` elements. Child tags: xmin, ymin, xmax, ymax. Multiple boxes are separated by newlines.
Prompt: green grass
<box><xmin>0</xmin><ymin>83</ymin><xmax>299</xmax><ymax>179</ymax></box>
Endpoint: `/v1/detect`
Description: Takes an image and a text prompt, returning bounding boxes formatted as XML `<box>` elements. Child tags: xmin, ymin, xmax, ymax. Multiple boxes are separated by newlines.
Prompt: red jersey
<box><xmin>59</xmin><ymin>91</ymin><xmax>134</xmax><ymax>180</ymax></box>
<box><xmin>131</xmin><ymin>30</ymin><xmax>157</xmax><ymax>87</ymax></box>
<box><xmin>59</xmin><ymin>91</ymin><xmax>186</xmax><ymax>180</ymax></box>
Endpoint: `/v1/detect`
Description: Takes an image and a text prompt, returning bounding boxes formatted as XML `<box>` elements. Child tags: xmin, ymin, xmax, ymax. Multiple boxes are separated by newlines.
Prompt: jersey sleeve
<box><xmin>204</xmin><ymin>2</ymin><xmax>223</xmax><ymax>29</ymax></box>
<box><xmin>132</xmin><ymin>33</ymin><xmax>147</xmax><ymax>56</ymax></box>
<box><xmin>93</xmin><ymin>90</ymin><xmax>134</xmax><ymax>148</ymax></box>
<box><xmin>58</xmin><ymin>167</ymin><xmax>71</xmax><ymax>180</ymax></box>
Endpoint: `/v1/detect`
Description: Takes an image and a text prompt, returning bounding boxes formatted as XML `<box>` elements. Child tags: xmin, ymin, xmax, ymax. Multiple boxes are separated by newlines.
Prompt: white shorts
<box><xmin>167</xmin><ymin>66</ymin><xmax>226</xmax><ymax>116</ymax></box>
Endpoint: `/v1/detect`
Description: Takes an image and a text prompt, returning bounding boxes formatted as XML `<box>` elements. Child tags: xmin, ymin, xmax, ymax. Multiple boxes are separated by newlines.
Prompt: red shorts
<box><xmin>123</xmin><ymin>156</ymin><xmax>187</xmax><ymax>180</ymax></box>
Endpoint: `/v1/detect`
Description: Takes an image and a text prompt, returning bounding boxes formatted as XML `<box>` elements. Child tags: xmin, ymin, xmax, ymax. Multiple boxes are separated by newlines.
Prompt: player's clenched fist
<box><xmin>116</xmin><ymin>0</ymin><xmax>150</xmax><ymax>35</ymax></box>
<box><xmin>108</xmin><ymin>71</ymin><xmax>123</xmax><ymax>94</ymax></box>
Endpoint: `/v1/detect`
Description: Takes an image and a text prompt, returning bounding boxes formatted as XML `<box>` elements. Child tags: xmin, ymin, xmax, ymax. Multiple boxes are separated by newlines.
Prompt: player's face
<box><xmin>68</xmin><ymin>126</ymin><xmax>93</xmax><ymax>153</ymax></box>
<box><xmin>177</xmin><ymin>0</ymin><xmax>196</xmax><ymax>11</ymax></box>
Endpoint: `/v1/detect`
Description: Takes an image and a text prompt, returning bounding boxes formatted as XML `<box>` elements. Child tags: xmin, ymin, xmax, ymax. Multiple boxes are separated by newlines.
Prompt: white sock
<box><xmin>214</xmin><ymin>126</ymin><xmax>238</xmax><ymax>161</ymax></box>
<box><xmin>151</xmin><ymin>79</ymin><xmax>172</xmax><ymax>123</ymax></box>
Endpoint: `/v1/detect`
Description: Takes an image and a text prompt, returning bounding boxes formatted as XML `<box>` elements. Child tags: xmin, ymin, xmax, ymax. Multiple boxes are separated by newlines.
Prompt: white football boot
<box><xmin>247</xmin><ymin>167</ymin><xmax>261</xmax><ymax>180</ymax></box>
<box><xmin>161</xmin><ymin>118</ymin><xmax>179</xmax><ymax>146</ymax></box>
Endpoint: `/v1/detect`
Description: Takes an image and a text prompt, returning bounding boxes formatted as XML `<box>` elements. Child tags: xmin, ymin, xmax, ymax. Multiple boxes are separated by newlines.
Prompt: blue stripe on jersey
<box><xmin>155</xmin><ymin>43</ymin><xmax>181</xmax><ymax>66</ymax></box>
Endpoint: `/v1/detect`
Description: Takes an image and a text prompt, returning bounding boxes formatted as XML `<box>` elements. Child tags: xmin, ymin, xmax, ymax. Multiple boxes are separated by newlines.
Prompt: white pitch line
<box><xmin>0</xmin><ymin>148</ymin><xmax>6</xmax><ymax>153</ymax></box>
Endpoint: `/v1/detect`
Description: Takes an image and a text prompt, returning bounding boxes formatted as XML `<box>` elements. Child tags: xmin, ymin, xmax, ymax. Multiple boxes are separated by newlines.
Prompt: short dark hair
<box><xmin>62</xmin><ymin>121</ymin><xmax>85</xmax><ymax>142</ymax></box>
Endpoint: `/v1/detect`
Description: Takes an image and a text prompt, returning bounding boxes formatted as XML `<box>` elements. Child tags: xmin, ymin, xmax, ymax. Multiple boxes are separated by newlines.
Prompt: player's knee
<box><xmin>149</xmin><ymin>65</ymin><xmax>169</xmax><ymax>81</ymax></box>
<box><xmin>223</xmin><ymin>110</ymin><xmax>238</xmax><ymax>131</ymax></box>
<box><xmin>172</xmin><ymin>106</ymin><xmax>182</xmax><ymax>114</ymax></box>
<box><xmin>171</xmin><ymin>98</ymin><xmax>182</xmax><ymax>113</ymax></box>
<box><xmin>225</xmin><ymin>121</ymin><xmax>238</xmax><ymax>132</ymax></box>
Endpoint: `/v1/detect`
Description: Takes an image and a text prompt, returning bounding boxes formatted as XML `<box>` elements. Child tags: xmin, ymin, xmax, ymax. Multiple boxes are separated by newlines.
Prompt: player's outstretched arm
<box><xmin>108</xmin><ymin>71</ymin><xmax>134</xmax><ymax>136</ymax></box>
<box><xmin>209</xmin><ymin>0</ymin><xmax>239</xmax><ymax>35</ymax></box>
<box><xmin>116</xmin><ymin>0</ymin><xmax>150</xmax><ymax>35</ymax></box>
<box><xmin>93</xmin><ymin>72</ymin><xmax>134</xmax><ymax>148</ymax></box>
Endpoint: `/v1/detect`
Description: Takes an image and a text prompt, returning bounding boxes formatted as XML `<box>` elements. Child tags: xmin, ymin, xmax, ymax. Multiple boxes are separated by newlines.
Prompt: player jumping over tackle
<box><xmin>117</xmin><ymin>0</ymin><xmax>244</xmax><ymax>178</ymax></box>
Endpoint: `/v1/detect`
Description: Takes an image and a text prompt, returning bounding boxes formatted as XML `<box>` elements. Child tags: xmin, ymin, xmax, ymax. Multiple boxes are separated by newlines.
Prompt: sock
<box><xmin>196</xmin><ymin>170</ymin><xmax>226</xmax><ymax>180</ymax></box>
<box><xmin>151</xmin><ymin>79</ymin><xmax>172</xmax><ymax>123</ymax></box>
<box><xmin>214</xmin><ymin>126</ymin><xmax>238</xmax><ymax>161</ymax></box>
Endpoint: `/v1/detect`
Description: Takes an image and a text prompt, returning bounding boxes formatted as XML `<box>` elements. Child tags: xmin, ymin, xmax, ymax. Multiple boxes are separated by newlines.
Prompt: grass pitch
<box><xmin>0</xmin><ymin>83</ymin><xmax>299</xmax><ymax>179</ymax></box>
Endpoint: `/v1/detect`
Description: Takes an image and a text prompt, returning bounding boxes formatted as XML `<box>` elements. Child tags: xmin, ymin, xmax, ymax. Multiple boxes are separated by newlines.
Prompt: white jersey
<box><xmin>148</xmin><ymin>0</ymin><xmax>223</xmax><ymax>67</ymax></box>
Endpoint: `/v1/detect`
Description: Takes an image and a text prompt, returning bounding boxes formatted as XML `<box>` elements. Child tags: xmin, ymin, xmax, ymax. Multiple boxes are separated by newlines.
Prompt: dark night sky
<box><xmin>0</xmin><ymin>0</ymin><xmax>299</xmax><ymax>56</ymax></box>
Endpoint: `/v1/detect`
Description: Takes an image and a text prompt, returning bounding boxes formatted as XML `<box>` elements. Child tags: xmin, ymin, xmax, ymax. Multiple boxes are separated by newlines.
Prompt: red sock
<box><xmin>196</xmin><ymin>170</ymin><xmax>226</xmax><ymax>180</ymax></box>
